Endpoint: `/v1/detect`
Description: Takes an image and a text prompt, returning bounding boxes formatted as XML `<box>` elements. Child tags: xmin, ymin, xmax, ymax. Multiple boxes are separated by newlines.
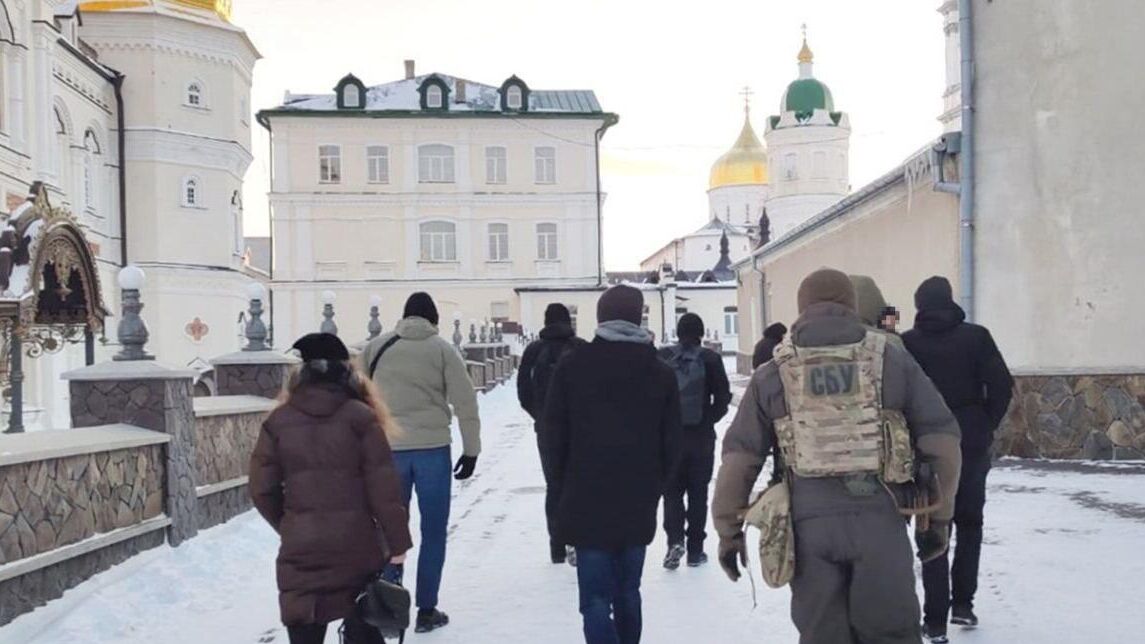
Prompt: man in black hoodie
<box><xmin>518</xmin><ymin>303</ymin><xmax>587</xmax><ymax>564</ymax></box>
<box><xmin>659</xmin><ymin>313</ymin><xmax>732</xmax><ymax>569</ymax></box>
<box><xmin>751</xmin><ymin>322</ymin><xmax>788</xmax><ymax>369</ymax></box>
<box><xmin>903</xmin><ymin>276</ymin><xmax>1014</xmax><ymax>642</ymax></box>
<box><xmin>543</xmin><ymin>285</ymin><xmax>681</xmax><ymax>644</ymax></box>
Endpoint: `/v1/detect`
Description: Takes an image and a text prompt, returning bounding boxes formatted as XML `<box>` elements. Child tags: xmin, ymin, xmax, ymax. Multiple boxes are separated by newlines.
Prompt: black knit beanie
<box><xmin>403</xmin><ymin>292</ymin><xmax>439</xmax><ymax>326</ymax></box>
<box><xmin>544</xmin><ymin>303</ymin><xmax>572</xmax><ymax>326</ymax></box>
<box><xmin>763</xmin><ymin>322</ymin><xmax>788</xmax><ymax>341</ymax></box>
<box><xmin>291</xmin><ymin>333</ymin><xmax>350</xmax><ymax>362</ymax></box>
<box><xmin>596</xmin><ymin>285</ymin><xmax>644</xmax><ymax>325</ymax></box>
<box><xmin>676</xmin><ymin>313</ymin><xmax>705</xmax><ymax>343</ymax></box>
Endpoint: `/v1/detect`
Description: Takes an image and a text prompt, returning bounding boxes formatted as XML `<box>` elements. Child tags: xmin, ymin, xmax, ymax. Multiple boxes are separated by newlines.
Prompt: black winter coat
<box><xmin>752</xmin><ymin>337</ymin><xmax>782</xmax><ymax>370</ymax></box>
<box><xmin>517</xmin><ymin>323</ymin><xmax>586</xmax><ymax>421</ymax></box>
<box><xmin>903</xmin><ymin>305</ymin><xmax>1014</xmax><ymax>453</ymax></box>
<box><xmin>542</xmin><ymin>338</ymin><xmax>682</xmax><ymax>549</ymax></box>
<box><xmin>658</xmin><ymin>344</ymin><xmax>732</xmax><ymax>434</ymax></box>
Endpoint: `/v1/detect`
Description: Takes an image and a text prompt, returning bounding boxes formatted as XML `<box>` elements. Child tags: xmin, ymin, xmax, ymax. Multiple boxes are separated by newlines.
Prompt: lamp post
<box><xmin>320</xmin><ymin>290</ymin><xmax>338</xmax><ymax>335</ymax></box>
<box><xmin>243</xmin><ymin>282</ymin><xmax>270</xmax><ymax>351</ymax></box>
<box><xmin>367</xmin><ymin>295</ymin><xmax>383</xmax><ymax>340</ymax></box>
<box><xmin>114</xmin><ymin>265</ymin><xmax>154</xmax><ymax>361</ymax></box>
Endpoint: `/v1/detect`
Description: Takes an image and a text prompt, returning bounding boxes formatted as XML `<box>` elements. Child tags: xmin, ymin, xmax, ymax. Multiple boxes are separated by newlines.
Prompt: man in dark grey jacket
<box><xmin>712</xmin><ymin>268</ymin><xmax>963</xmax><ymax>644</ymax></box>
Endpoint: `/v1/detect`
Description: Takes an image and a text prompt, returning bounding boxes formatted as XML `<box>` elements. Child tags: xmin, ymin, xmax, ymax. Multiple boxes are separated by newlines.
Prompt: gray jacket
<box><xmin>712</xmin><ymin>303</ymin><xmax>962</xmax><ymax>539</ymax></box>
<box><xmin>363</xmin><ymin>317</ymin><xmax>481</xmax><ymax>456</ymax></box>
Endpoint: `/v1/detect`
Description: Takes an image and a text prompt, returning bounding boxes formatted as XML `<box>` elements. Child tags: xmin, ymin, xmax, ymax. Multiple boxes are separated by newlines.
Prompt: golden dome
<box><xmin>709</xmin><ymin>114</ymin><xmax>769</xmax><ymax>190</ymax></box>
<box><xmin>80</xmin><ymin>1</ymin><xmax>232</xmax><ymax>21</ymax></box>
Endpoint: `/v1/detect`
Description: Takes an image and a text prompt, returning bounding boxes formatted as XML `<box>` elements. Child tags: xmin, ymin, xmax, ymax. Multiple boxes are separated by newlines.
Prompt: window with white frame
<box><xmin>342</xmin><ymin>84</ymin><xmax>362</xmax><ymax>109</ymax></box>
<box><xmin>724</xmin><ymin>306</ymin><xmax>739</xmax><ymax>336</ymax></box>
<box><xmin>536</xmin><ymin>223</ymin><xmax>558</xmax><ymax>260</ymax></box>
<box><xmin>418</xmin><ymin>144</ymin><xmax>455</xmax><ymax>183</ymax></box>
<box><xmin>485</xmin><ymin>146</ymin><xmax>507</xmax><ymax>184</ymax></box>
<box><xmin>420</xmin><ymin>221</ymin><xmax>457</xmax><ymax>262</ymax></box>
<box><xmin>488</xmin><ymin>223</ymin><xmax>509</xmax><ymax>261</ymax></box>
<box><xmin>182</xmin><ymin>177</ymin><xmax>201</xmax><ymax>208</ymax></box>
<box><xmin>534</xmin><ymin>146</ymin><xmax>556</xmax><ymax>184</ymax></box>
<box><xmin>506</xmin><ymin>86</ymin><xmax>523</xmax><ymax>110</ymax></box>
<box><xmin>367</xmin><ymin>146</ymin><xmax>389</xmax><ymax>184</ymax></box>
<box><xmin>319</xmin><ymin>145</ymin><xmax>341</xmax><ymax>183</ymax></box>
<box><xmin>186</xmin><ymin>81</ymin><xmax>204</xmax><ymax>108</ymax></box>
<box><xmin>426</xmin><ymin>85</ymin><xmax>443</xmax><ymax>109</ymax></box>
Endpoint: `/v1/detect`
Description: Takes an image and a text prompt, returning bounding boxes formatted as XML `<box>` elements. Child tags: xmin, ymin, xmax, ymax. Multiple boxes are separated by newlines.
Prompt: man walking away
<box><xmin>518</xmin><ymin>302</ymin><xmax>587</xmax><ymax>565</ymax></box>
<box><xmin>903</xmin><ymin>276</ymin><xmax>1013</xmax><ymax>643</ymax></box>
<box><xmin>362</xmin><ymin>292</ymin><xmax>481</xmax><ymax>634</ymax></box>
<box><xmin>712</xmin><ymin>268</ymin><xmax>963</xmax><ymax>644</ymax></box>
<box><xmin>850</xmin><ymin>274</ymin><xmax>905</xmax><ymax>350</ymax></box>
<box><xmin>751</xmin><ymin>322</ymin><xmax>788</xmax><ymax>369</ymax></box>
<box><xmin>543</xmin><ymin>285</ymin><xmax>682</xmax><ymax>644</ymax></box>
<box><xmin>659</xmin><ymin>313</ymin><xmax>732</xmax><ymax>570</ymax></box>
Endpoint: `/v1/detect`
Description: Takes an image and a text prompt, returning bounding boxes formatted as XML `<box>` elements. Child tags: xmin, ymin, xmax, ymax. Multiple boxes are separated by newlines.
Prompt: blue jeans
<box><xmin>393</xmin><ymin>446</ymin><xmax>452</xmax><ymax>610</ymax></box>
<box><xmin>575</xmin><ymin>546</ymin><xmax>646</xmax><ymax>644</ymax></box>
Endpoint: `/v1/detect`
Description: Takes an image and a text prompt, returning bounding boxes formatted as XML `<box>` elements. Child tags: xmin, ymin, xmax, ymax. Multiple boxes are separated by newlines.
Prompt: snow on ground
<box><xmin>5</xmin><ymin>379</ymin><xmax>1145</xmax><ymax>643</ymax></box>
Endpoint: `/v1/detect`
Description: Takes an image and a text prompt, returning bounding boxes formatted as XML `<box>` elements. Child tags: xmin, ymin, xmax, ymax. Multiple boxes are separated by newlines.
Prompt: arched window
<box><xmin>182</xmin><ymin>177</ymin><xmax>201</xmax><ymax>208</ymax></box>
<box><xmin>507</xmin><ymin>86</ymin><xmax>523</xmax><ymax>110</ymax></box>
<box><xmin>231</xmin><ymin>191</ymin><xmax>244</xmax><ymax>255</ymax></box>
<box><xmin>342</xmin><ymin>83</ymin><xmax>361</xmax><ymax>108</ymax></box>
<box><xmin>426</xmin><ymin>85</ymin><xmax>443</xmax><ymax>109</ymax></box>
<box><xmin>54</xmin><ymin>104</ymin><xmax>71</xmax><ymax>184</ymax></box>
<box><xmin>82</xmin><ymin>130</ymin><xmax>101</xmax><ymax>214</ymax></box>
<box><xmin>418</xmin><ymin>144</ymin><xmax>455</xmax><ymax>183</ymax></box>
<box><xmin>419</xmin><ymin>221</ymin><xmax>457</xmax><ymax>262</ymax></box>
<box><xmin>186</xmin><ymin>81</ymin><xmax>204</xmax><ymax>108</ymax></box>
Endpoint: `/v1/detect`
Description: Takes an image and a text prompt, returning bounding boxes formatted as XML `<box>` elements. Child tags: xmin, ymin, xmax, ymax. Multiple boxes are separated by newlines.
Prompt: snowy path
<box><xmin>5</xmin><ymin>380</ymin><xmax>1145</xmax><ymax>643</ymax></box>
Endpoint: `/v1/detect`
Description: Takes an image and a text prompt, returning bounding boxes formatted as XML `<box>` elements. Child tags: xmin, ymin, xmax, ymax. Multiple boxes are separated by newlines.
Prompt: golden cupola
<box><xmin>709</xmin><ymin>108</ymin><xmax>769</xmax><ymax>190</ymax></box>
<box><xmin>80</xmin><ymin>1</ymin><xmax>233</xmax><ymax>21</ymax></box>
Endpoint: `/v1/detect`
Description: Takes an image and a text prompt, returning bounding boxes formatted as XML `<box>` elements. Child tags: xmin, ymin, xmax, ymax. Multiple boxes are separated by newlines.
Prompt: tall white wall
<box><xmin>708</xmin><ymin>184</ymin><xmax>768</xmax><ymax>229</ymax></box>
<box><xmin>764</xmin><ymin>110</ymin><xmax>850</xmax><ymax>239</ymax></box>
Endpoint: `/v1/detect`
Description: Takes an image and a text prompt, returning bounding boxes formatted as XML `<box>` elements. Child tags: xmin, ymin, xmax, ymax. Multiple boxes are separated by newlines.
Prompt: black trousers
<box><xmin>662</xmin><ymin>430</ymin><xmax>716</xmax><ymax>553</ymax></box>
<box><xmin>922</xmin><ymin>447</ymin><xmax>992</xmax><ymax>625</ymax></box>
<box><xmin>536</xmin><ymin>429</ymin><xmax>562</xmax><ymax>549</ymax></box>
<box><xmin>286</xmin><ymin>616</ymin><xmax>385</xmax><ymax>644</ymax></box>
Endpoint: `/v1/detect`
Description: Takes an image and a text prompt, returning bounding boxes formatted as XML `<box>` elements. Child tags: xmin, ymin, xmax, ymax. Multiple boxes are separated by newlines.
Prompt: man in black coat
<box><xmin>517</xmin><ymin>303</ymin><xmax>587</xmax><ymax>564</ymax></box>
<box><xmin>543</xmin><ymin>285</ymin><xmax>682</xmax><ymax>644</ymax></box>
<box><xmin>751</xmin><ymin>322</ymin><xmax>788</xmax><ymax>369</ymax></box>
<box><xmin>902</xmin><ymin>276</ymin><xmax>1014</xmax><ymax>641</ymax></box>
<box><xmin>658</xmin><ymin>313</ymin><xmax>732</xmax><ymax>569</ymax></box>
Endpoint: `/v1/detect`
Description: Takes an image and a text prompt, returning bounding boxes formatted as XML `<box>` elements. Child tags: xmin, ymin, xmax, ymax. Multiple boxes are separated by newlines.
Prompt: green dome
<box><xmin>781</xmin><ymin>78</ymin><xmax>834</xmax><ymax>116</ymax></box>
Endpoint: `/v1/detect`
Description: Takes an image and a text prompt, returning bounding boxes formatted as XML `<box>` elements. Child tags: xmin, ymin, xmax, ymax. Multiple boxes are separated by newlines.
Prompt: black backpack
<box><xmin>530</xmin><ymin>339</ymin><xmax>575</xmax><ymax>415</ymax></box>
<box><xmin>666</xmin><ymin>345</ymin><xmax>707</xmax><ymax>427</ymax></box>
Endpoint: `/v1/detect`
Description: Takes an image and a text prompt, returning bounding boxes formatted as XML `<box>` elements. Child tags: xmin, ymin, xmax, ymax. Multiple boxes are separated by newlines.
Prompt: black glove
<box><xmin>453</xmin><ymin>455</ymin><xmax>478</xmax><ymax>480</ymax></box>
<box><xmin>718</xmin><ymin>534</ymin><xmax>749</xmax><ymax>582</ymax></box>
<box><xmin>915</xmin><ymin>519</ymin><xmax>950</xmax><ymax>563</ymax></box>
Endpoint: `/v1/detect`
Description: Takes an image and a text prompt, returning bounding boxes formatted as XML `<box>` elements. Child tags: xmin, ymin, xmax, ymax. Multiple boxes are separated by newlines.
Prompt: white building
<box><xmin>260</xmin><ymin>63</ymin><xmax>617</xmax><ymax>343</ymax></box>
<box><xmin>0</xmin><ymin>0</ymin><xmax>261</xmax><ymax>431</ymax></box>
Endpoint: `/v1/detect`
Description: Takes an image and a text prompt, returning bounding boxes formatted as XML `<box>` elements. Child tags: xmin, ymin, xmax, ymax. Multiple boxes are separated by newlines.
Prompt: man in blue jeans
<box><xmin>543</xmin><ymin>285</ymin><xmax>682</xmax><ymax>644</ymax></box>
<box><xmin>363</xmin><ymin>293</ymin><xmax>481</xmax><ymax>633</ymax></box>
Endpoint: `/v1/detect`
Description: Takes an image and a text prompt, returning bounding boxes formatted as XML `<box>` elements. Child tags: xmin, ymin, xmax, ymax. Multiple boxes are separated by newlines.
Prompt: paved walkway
<box><xmin>5</xmin><ymin>380</ymin><xmax>1145</xmax><ymax>643</ymax></box>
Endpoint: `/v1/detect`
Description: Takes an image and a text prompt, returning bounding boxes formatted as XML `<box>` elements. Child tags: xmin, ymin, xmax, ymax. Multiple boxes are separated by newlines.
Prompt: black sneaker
<box><xmin>663</xmin><ymin>543</ymin><xmax>686</xmax><ymax>570</ymax></box>
<box><xmin>566</xmin><ymin>546</ymin><xmax>578</xmax><ymax>568</ymax></box>
<box><xmin>951</xmin><ymin>605</ymin><xmax>979</xmax><ymax>628</ymax></box>
<box><xmin>415</xmin><ymin>609</ymin><xmax>450</xmax><ymax>633</ymax></box>
<box><xmin>550</xmin><ymin>543</ymin><xmax>567</xmax><ymax>564</ymax></box>
<box><xmin>922</xmin><ymin>622</ymin><xmax>948</xmax><ymax>643</ymax></box>
<box><xmin>686</xmin><ymin>552</ymin><xmax>709</xmax><ymax>567</ymax></box>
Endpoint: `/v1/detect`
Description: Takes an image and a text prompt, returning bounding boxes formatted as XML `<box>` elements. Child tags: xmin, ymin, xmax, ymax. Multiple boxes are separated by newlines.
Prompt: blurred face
<box><xmin>881</xmin><ymin>314</ymin><xmax>899</xmax><ymax>330</ymax></box>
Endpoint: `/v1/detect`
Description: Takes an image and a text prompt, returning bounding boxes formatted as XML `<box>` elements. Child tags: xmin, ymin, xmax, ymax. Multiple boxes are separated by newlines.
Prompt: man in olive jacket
<box><xmin>711</xmin><ymin>268</ymin><xmax>963</xmax><ymax>644</ymax></box>
<box><xmin>362</xmin><ymin>292</ymin><xmax>480</xmax><ymax>633</ymax></box>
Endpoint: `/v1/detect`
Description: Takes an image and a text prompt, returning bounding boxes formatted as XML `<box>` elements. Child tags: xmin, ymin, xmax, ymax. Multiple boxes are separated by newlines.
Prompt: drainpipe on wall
<box><xmin>594</xmin><ymin>114</ymin><xmax>619</xmax><ymax>286</ymax></box>
<box><xmin>958</xmin><ymin>0</ymin><xmax>976</xmax><ymax>321</ymax></box>
<box><xmin>112</xmin><ymin>69</ymin><xmax>128</xmax><ymax>267</ymax></box>
<box><xmin>257</xmin><ymin>112</ymin><xmax>276</xmax><ymax>347</ymax></box>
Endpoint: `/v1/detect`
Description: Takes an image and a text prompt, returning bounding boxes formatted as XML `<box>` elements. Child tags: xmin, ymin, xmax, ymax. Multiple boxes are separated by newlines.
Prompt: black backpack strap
<box><xmin>368</xmin><ymin>336</ymin><xmax>402</xmax><ymax>380</ymax></box>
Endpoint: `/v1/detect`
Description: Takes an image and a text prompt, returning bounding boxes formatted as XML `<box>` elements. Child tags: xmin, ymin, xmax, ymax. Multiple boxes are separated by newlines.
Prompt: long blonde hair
<box><xmin>281</xmin><ymin>359</ymin><xmax>402</xmax><ymax>441</ymax></box>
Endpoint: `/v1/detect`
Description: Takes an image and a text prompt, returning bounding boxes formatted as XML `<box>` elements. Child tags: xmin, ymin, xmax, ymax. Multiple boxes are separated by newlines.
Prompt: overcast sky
<box><xmin>235</xmin><ymin>0</ymin><xmax>946</xmax><ymax>270</ymax></box>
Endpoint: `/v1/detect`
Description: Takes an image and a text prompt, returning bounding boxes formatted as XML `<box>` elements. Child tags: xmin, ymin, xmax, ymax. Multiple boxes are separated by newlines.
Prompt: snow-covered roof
<box><xmin>271</xmin><ymin>74</ymin><xmax>603</xmax><ymax>115</ymax></box>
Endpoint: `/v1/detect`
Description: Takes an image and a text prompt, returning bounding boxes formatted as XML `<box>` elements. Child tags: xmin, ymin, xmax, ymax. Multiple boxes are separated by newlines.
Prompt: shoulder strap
<box><xmin>368</xmin><ymin>335</ymin><xmax>402</xmax><ymax>379</ymax></box>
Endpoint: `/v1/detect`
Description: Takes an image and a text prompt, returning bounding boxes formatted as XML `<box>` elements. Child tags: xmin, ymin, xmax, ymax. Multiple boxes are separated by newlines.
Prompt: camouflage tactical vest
<box><xmin>772</xmin><ymin>331</ymin><xmax>891</xmax><ymax>478</ymax></box>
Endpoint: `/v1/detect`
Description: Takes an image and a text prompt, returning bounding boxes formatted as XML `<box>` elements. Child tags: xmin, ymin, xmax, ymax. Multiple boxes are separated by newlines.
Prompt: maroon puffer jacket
<box><xmin>250</xmin><ymin>383</ymin><xmax>413</xmax><ymax>626</ymax></box>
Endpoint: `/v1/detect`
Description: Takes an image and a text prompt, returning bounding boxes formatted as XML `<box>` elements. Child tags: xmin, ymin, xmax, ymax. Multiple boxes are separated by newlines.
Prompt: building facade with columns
<box><xmin>0</xmin><ymin>0</ymin><xmax>261</xmax><ymax>431</ymax></box>
<box><xmin>259</xmin><ymin>63</ymin><xmax>617</xmax><ymax>344</ymax></box>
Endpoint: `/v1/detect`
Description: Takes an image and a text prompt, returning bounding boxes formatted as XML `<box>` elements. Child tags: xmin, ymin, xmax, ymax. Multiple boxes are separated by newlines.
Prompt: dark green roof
<box><xmin>782</xmin><ymin>78</ymin><xmax>834</xmax><ymax>116</ymax></box>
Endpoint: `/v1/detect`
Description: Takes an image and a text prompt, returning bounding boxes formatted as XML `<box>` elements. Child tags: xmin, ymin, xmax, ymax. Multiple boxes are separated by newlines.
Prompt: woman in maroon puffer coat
<box><xmin>251</xmin><ymin>333</ymin><xmax>413</xmax><ymax>644</ymax></box>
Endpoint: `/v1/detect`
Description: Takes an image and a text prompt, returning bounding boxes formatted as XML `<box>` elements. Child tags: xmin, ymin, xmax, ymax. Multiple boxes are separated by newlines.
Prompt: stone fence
<box><xmin>193</xmin><ymin>396</ymin><xmax>276</xmax><ymax>530</ymax></box>
<box><xmin>463</xmin><ymin>343</ymin><xmax>516</xmax><ymax>392</ymax></box>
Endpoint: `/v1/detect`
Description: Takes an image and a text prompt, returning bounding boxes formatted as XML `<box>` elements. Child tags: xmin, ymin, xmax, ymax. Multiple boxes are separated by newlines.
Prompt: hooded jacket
<box><xmin>712</xmin><ymin>302</ymin><xmax>963</xmax><ymax>538</ymax></box>
<box><xmin>251</xmin><ymin>383</ymin><xmax>413</xmax><ymax>626</ymax></box>
<box><xmin>518</xmin><ymin>322</ymin><xmax>587</xmax><ymax>421</ymax></box>
<box><xmin>850</xmin><ymin>274</ymin><xmax>905</xmax><ymax>349</ymax></box>
<box><xmin>362</xmin><ymin>317</ymin><xmax>481</xmax><ymax>456</ymax></box>
<box><xmin>903</xmin><ymin>277</ymin><xmax>1014</xmax><ymax>453</ymax></box>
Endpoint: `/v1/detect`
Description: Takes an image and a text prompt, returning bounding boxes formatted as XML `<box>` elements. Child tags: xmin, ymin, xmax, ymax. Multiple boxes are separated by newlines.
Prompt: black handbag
<box><xmin>355</xmin><ymin>571</ymin><xmax>411</xmax><ymax>642</ymax></box>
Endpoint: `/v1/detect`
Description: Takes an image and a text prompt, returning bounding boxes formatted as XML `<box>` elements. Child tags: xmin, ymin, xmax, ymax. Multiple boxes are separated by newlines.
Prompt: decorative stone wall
<box><xmin>215</xmin><ymin>362</ymin><xmax>291</xmax><ymax>399</ymax></box>
<box><xmin>68</xmin><ymin>377</ymin><xmax>198</xmax><ymax>545</ymax></box>
<box><xmin>197</xmin><ymin>486</ymin><xmax>251</xmax><ymax>531</ymax></box>
<box><xmin>997</xmin><ymin>373</ymin><xmax>1145</xmax><ymax>460</ymax></box>
<box><xmin>0</xmin><ymin>529</ymin><xmax>164</xmax><ymax>627</ymax></box>
<box><xmin>0</xmin><ymin>445</ymin><xmax>164</xmax><ymax>565</ymax></box>
<box><xmin>195</xmin><ymin>411</ymin><xmax>264</xmax><ymax>487</ymax></box>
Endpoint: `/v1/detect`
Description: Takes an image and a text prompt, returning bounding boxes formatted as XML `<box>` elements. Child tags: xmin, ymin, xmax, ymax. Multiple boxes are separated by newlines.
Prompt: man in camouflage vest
<box><xmin>711</xmin><ymin>268</ymin><xmax>964</xmax><ymax>644</ymax></box>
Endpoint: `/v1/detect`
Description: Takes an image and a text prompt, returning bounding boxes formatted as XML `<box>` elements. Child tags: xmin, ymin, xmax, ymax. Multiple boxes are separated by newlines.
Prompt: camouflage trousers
<box><xmin>790</xmin><ymin>510</ymin><xmax>921</xmax><ymax>644</ymax></box>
